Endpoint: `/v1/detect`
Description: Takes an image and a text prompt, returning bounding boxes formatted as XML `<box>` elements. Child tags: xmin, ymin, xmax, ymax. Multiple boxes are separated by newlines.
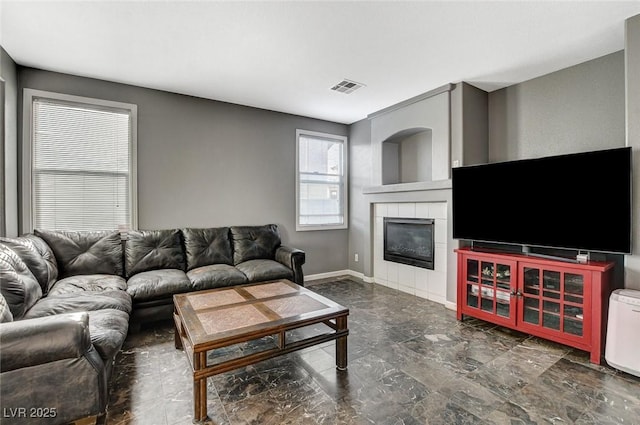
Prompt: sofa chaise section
<box><xmin>0</xmin><ymin>231</ymin><xmax>132</xmax><ymax>425</ymax></box>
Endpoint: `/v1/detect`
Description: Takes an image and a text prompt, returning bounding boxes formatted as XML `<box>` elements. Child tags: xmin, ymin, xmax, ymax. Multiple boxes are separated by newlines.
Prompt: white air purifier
<box><xmin>605</xmin><ymin>289</ymin><xmax>640</xmax><ymax>377</ymax></box>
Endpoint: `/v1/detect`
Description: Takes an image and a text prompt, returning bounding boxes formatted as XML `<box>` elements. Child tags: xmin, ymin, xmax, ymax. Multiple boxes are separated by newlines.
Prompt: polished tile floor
<box><xmin>106</xmin><ymin>277</ymin><xmax>640</xmax><ymax>425</ymax></box>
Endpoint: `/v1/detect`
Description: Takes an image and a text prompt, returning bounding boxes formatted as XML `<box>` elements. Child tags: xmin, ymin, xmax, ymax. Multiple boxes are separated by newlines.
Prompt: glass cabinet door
<box><xmin>518</xmin><ymin>263</ymin><xmax>587</xmax><ymax>341</ymax></box>
<box><xmin>465</xmin><ymin>259</ymin><xmax>480</xmax><ymax>308</ymax></box>
<box><xmin>542</xmin><ymin>270</ymin><xmax>562</xmax><ymax>331</ymax></box>
<box><xmin>522</xmin><ymin>267</ymin><xmax>541</xmax><ymax>325</ymax></box>
<box><xmin>463</xmin><ymin>256</ymin><xmax>515</xmax><ymax>325</ymax></box>
<box><xmin>563</xmin><ymin>273</ymin><xmax>585</xmax><ymax>336</ymax></box>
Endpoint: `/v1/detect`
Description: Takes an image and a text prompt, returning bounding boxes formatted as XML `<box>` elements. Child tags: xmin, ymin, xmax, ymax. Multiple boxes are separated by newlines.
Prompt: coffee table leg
<box><xmin>174</xmin><ymin>307</ymin><xmax>183</xmax><ymax>350</ymax></box>
<box><xmin>174</xmin><ymin>325</ymin><xmax>183</xmax><ymax>350</ymax></box>
<box><xmin>336</xmin><ymin>315</ymin><xmax>348</xmax><ymax>370</ymax></box>
<box><xmin>193</xmin><ymin>352</ymin><xmax>208</xmax><ymax>423</ymax></box>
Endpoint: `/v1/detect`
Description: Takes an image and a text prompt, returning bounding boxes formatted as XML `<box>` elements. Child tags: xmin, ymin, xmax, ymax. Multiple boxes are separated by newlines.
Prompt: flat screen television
<box><xmin>452</xmin><ymin>147</ymin><xmax>632</xmax><ymax>254</ymax></box>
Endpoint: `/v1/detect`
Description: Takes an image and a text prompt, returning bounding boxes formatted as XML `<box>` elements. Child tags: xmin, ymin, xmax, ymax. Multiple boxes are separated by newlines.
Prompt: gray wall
<box><xmin>625</xmin><ymin>14</ymin><xmax>640</xmax><ymax>290</ymax></box>
<box><xmin>461</xmin><ymin>83</ymin><xmax>489</xmax><ymax>166</ymax></box>
<box><xmin>348</xmin><ymin>118</ymin><xmax>372</xmax><ymax>275</ymax></box>
<box><xmin>488</xmin><ymin>50</ymin><xmax>629</xmax><ymax>288</ymax></box>
<box><xmin>1</xmin><ymin>47</ymin><xmax>18</xmax><ymax>237</ymax></box>
<box><xmin>489</xmin><ymin>51</ymin><xmax>625</xmax><ymax>162</ymax></box>
<box><xmin>450</xmin><ymin>82</ymin><xmax>489</xmax><ymax>169</ymax></box>
<box><xmin>17</xmin><ymin>68</ymin><xmax>349</xmax><ymax>276</ymax></box>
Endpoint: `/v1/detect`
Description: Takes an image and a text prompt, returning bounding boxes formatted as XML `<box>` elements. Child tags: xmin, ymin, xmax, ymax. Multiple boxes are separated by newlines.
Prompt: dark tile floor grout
<box><xmin>106</xmin><ymin>277</ymin><xmax>640</xmax><ymax>424</ymax></box>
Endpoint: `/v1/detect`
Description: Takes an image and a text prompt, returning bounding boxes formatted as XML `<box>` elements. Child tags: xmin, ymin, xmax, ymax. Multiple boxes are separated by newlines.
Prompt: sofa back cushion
<box><xmin>0</xmin><ymin>235</ymin><xmax>58</xmax><ymax>295</ymax></box>
<box><xmin>230</xmin><ymin>224</ymin><xmax>281</xmax><ymax>265</ymax></box>
<box><xmin>125</xmin><ymin>229</ymin><xmax>185</xmax><ymax>278</ymax></box>
<box><xmin>0</xmin><ymin>245</ymin><xmax>43</xmax><ymax>319</ymax></box>
<box><xmin>182</xmin><ymin>227</ymin><xmax>233</xmax><ymax>271</ymax></box>
<box><xmin>35</xmin><ymin>230</ymin><xmax>123</xmax><ymax>278</ymax></box>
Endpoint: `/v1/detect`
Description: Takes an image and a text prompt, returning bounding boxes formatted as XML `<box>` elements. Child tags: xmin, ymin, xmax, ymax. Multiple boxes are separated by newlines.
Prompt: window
<box><xmin>296</xmin><ymin>129</ymin><xmax>347</xmax><ymax>231</ymax></box>
<box><xmin>23</xmin><ymin>89</ymin><xmax>137</xmax><ymax>232</ymax></box>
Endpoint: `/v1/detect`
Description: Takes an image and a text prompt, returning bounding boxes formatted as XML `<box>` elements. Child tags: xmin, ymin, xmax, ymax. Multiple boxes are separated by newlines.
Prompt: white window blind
<box><xmin>296</xmin><ymin>130</ymin><xmax>348</xmax><ymax>231</ymax></box>
<box><xmin>32</xmin><ymin>97</ymin><xmax>134</xmax><ymax>231</ymax></box>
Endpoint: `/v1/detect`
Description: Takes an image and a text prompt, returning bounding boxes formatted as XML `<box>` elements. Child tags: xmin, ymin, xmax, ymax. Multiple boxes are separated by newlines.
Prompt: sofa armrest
<box><xmin>0</xmin><ymin>312</ymin><xmax>92</xmax><ymax>372</ymax></box>
<box><xmin>275</xmin><ymin>246</ymin><xmax>306</xmax><ymax>286</ymax></box>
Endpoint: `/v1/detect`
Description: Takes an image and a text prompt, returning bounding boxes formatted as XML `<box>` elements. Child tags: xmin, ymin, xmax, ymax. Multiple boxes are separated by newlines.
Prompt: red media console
<box><xmin>455</xmin><ymin>247</ymin><xmax>616</xmax><ymax>364</ymax></box>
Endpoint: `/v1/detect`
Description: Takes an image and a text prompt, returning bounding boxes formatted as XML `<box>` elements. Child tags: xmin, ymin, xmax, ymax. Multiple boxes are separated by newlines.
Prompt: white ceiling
<box><xmin>2</xmin><ymin>1</ymin><xmax>640</xmax><ymax>124</ymax></box>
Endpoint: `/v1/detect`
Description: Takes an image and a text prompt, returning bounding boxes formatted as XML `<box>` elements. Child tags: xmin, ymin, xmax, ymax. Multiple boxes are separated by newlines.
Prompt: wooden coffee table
<box><xmin>173</xmin><ymin>279</ymin><xmax>349</xmax><ymax>422</ymax></box>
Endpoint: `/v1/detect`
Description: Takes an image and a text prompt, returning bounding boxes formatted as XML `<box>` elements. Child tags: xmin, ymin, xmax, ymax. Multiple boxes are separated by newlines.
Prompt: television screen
<box><xmin>452</xmin><ymin>147</ymin><xmax>632</xmax><ymax>254</ymax></box>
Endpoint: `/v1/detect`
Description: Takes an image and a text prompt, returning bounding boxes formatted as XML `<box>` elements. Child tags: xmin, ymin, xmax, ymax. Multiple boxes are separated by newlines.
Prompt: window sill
<box><xmin>296</xmin><ymin>224</ymin><xmax>348</xmax><ymax>232</ymax></box>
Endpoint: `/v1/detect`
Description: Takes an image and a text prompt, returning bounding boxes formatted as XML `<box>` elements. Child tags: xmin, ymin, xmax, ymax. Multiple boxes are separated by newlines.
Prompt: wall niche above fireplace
<box><xmin>368</xmin><ymin>84</ymin><xmax>452</xmax><ymax>188</ymax></box>
<box><xmin>382</xmin><ymin>128</ymin><xmax>433</xmax><ymax>185</ymax></box>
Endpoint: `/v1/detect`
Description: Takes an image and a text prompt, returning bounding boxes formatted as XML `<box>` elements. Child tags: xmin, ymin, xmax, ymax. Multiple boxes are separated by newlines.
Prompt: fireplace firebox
<box><xmin>383</xmin><ymin>217</ymin><xmax>434</xmax><ymax>269</ymax></box>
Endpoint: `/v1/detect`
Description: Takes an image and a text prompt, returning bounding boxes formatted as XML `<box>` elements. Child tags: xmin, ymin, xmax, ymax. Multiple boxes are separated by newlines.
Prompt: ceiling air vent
<box><xmin>330</xmin><ymin>79</ymin><xmax>365</xmax><ymax>94</ymax></box>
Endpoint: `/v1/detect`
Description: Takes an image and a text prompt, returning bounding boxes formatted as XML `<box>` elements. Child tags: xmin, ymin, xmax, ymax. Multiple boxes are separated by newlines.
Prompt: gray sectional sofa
<box><xmin>0</xmin><ymin>224</ymin><xmax>305</xmax><ymax>425</ymax></box>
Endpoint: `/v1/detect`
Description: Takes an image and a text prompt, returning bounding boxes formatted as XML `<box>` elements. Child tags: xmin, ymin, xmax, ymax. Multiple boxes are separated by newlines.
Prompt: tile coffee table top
<box><xmin>174</xmin><ymin>280</ymin><xmax>347</xmax><ymax>345</ymax></box>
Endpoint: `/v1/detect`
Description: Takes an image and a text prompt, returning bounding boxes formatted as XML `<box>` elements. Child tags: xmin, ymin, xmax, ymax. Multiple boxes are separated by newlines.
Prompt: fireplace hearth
<box><xmin>383</xmin><ymin>217</ymin><xmax>434</xmax><ymax>269</ymax></box>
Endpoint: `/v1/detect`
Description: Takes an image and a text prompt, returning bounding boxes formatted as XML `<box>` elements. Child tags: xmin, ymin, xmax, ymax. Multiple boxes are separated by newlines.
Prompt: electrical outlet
<box><xmin>354</xmin><ymin>253</ymin><xmax>359</xmax><ymax>262</ymax></box>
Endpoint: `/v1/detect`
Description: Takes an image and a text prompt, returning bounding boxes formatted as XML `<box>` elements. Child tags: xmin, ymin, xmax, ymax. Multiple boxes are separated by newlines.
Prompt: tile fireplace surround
<box><xmin>374</xmin><ymin>201</ymin><xmax>448</xmax><ymax>304</ymax></box>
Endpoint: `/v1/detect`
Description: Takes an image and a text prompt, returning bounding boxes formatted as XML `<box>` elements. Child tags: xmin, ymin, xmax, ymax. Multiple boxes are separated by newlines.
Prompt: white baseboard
<box><xmin>444</xmin><ymin>300</ymin><xmax>457</xmax><ymax>311</ymax></box>
<box><xmin>342</xmin><ymin>270</ymin><xmax>375</xmax><ymax>283</ymax></box>
<box><xmin>305</xmin><ymin>269</ymin><xmax>374</xmax><ymax>284</ymax></box>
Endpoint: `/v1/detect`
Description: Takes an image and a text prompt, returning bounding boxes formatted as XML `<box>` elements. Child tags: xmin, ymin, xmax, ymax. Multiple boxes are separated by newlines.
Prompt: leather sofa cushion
<box><xmin>0</xmin><ymin>245</ymin><xmax>43</xmax><ymax>319</ymax></box>
<box><xmin>235</xmin><ymin>259</ymin><xmax>294</xmax><ymax>283</ymax></box>
<box><xmin>23</xmin><ymin>290</ymin><xmax>132</xmax><ymax>319</ymax></box>
<box><xmin>183</xmin><ymin>227</ymin><xmax>233</xmax><ymax>270</ymax></box>
<box><xmin>48</xmin><ymin>274</ymin><xmax>127</xmax><ymax>297</ymax></box>
<box><xmin>230</xmin><ymin>224</ymin><xmax>281</xmax><ymax>265</ymax></box>
<box><xmin>187</xmin><ymin>264</ymin><xmax>249</xmax><ymax>290</ymax></box>
<box><xmin>88</xmin><ymin>309</ymin><xmax>129</xmax><ymax>361</ymax></box>
<box><xmin>0</xmin><ymin>293</ymin><xmax>13</xmax><ymax>323</ymax></box>
<box><xmin>35</xmin><ymin>230</ymin><xmax>123</xmax><ymax>278</ymax></box>
<box><xmin>126</xmin><ymin>269</ymin><xmax>191</xmax><ymax>302</ymax></box>
<box><xmin>126</xmin><ymin>229</ymin><xmax>185</xmax><ymax>278</ymax></box>
<box><xmin>0</xmin><ymin>235</ymin><xmax>58</xmax><ymax>294</ymax></box>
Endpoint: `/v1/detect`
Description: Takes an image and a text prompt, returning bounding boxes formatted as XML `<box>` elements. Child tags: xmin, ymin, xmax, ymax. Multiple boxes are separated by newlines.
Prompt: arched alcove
<box><xmin>381</xmin><ymin>128</ymin><xmax>433</xmax><ymax>185</ymax></box>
